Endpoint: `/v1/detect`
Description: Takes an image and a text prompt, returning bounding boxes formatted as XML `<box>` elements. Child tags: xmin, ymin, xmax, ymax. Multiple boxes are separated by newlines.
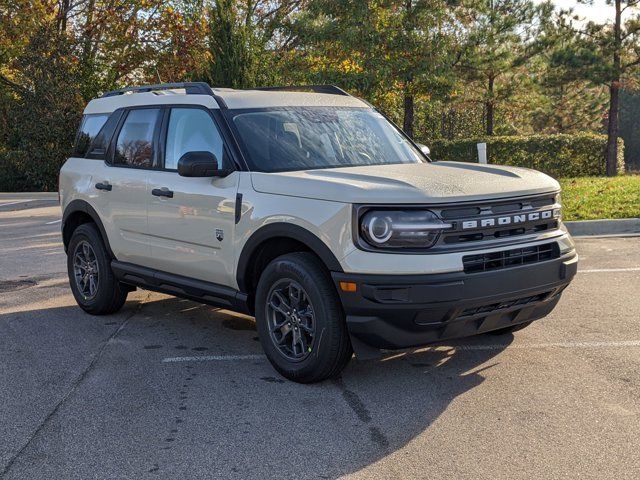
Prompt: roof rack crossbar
<box><xmin>253</xmin><ymin>85</ymin><xmax>351</xmax><ymax>96</ymax></box>
<box><xmin>101</xmin><ymin>82</ymin><xmax>214</xmax><ymax>98</ymax></box>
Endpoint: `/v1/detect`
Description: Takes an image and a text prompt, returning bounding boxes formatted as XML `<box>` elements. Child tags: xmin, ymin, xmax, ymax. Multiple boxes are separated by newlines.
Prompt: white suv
<box><xmin>59</xmin><ymin>82</ymin><xmax>578</xmax><ymax>383</ymax></box>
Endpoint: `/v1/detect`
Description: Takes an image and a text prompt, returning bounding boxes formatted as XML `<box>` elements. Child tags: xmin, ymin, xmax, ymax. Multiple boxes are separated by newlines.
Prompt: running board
<box><xmin>111</xmin><ymin>261</ymin><xmax>250</xmax><ymax>314</ymax></box>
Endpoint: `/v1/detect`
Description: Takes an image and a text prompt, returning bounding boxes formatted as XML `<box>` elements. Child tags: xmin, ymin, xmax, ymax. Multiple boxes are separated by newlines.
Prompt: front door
<box><xmin>145</xmin><ymin>107</ymin><xmax>239</xmax><ymax>287</ymax></box>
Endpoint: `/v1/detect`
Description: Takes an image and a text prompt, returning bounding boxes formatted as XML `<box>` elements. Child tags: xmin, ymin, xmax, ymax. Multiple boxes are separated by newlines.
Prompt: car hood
<box><xmin>250</xmin><ymin>162</ymin><xmax>560</xmax><ymax>204</ymax></box>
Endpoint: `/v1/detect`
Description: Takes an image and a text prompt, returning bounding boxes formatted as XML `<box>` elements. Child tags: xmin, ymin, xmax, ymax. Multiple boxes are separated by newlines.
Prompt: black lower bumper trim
<box><xmin>332</xmin><ymin>253</ymin><xmax>577</xmax><ymax>350</ymax></box>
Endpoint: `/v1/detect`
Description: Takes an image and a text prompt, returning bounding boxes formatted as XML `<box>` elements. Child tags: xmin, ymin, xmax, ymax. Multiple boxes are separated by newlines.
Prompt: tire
<box><xmin>255</xmin><ymin>252</ymin><xmax>353</xmax><ymax>383</ymax></box>
<box><xmin>487</xmin><ymin>321</ymin><xmax>533</xmax><ymax>336</ymax></box>
<box><xmin>67</xmin><ymin>223</ymin><xmax>128</xmax><ymax>315</ymax></box>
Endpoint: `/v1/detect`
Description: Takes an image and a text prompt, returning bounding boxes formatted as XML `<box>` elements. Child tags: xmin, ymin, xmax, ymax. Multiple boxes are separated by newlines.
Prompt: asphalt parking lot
<box><xmin>1</xmin><ymin>194</ymin><xmax>639</xmax><ymax>480</ymax></box>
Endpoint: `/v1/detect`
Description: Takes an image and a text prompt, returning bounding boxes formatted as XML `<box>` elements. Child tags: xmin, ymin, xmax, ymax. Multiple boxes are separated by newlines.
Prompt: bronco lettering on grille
<box><xmin>461</xmin><ymin>209</ymin><xmax>558</xmax><ymax>230</ymax></box>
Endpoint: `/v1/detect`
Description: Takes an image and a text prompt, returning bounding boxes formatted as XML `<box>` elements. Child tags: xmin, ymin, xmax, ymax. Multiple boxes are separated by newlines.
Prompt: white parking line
<box><xmin>445</xmin><ymin>340</ymin><xmax>640</xmax><ymax>351</ymax></box>
<box><xmin>45</xmin><ymin>219</ymin><xmax>62</xmax><ymax>225</ymax></box>
<box><xmin>579</xmin><ymin>267</ymin><xmax>640</xmax><ymax>273</ymax></box>
<box><xmin>161</xmin><ymin>340</ymin><xmax>640</xmax><ymax>363</ymax></box>
<box><xmin>162</xmin><ymin>354</ymin><xmax>265</xmax><ymax>363</ymax></box>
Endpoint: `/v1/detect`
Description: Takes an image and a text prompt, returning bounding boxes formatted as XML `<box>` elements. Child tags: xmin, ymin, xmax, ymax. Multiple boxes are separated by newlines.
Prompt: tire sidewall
<box><xmin>67</xmin><ymin>224</ymin><xmax>114</xmax><ymax>311</ymax></box>
<box><xmin>255</xmin><ymin>255</ymin><xmax>343</xmax><ymax>380</ymax></box>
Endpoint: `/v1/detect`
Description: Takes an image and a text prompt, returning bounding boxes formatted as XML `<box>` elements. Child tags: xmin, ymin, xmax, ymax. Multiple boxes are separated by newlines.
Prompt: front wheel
<box><xmin>255</xmin><ymin>252</ymin><xmax>352</xmax><ymax>383</ymax></box>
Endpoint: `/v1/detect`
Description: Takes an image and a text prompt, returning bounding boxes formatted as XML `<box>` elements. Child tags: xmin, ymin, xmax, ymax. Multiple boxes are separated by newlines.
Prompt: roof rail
<box><xmin>101</xmin><ymin>82</ymin><xmax>214</xmax><ymax>98</ymax></box>
<box><xmin>253</xmin><ymin>85</ymin><xmax>351</xmax><ymax>96</ymax></box>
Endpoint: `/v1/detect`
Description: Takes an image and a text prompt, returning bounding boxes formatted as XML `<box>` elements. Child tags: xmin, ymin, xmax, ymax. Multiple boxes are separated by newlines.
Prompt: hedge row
<box><xmin>429</xmin><ymin>133</ymin><xmax>625</xmax><ymax>178</ymax></box>
<box><xmin>0</xmin><ymin>150</ymin><xmax>31</xmax><ymax>192</ymax></box>
<box><xmin>0</xmin><ymin>147</ymin><xmax>69</xmax><ymax>192</ymax></box>
<box><xmin>0</xmin><ymin>133</ymin><xmax>626</xmax><ymax>192</ymax></box>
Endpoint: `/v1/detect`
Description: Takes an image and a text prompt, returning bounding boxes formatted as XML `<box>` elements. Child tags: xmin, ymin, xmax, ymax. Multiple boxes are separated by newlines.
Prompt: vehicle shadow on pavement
<box><xmin>152</xmin><ymin>296</ymin><xmax>514</xmax><ymax>479</ymax></box>
<box><xmin>0</xmin><ymin>295</ymin><xmax>513</xmax><ymax>479</ymax></box>
<box><xmin>328</xmin><ymin>337</ymin><xmax>511</xmax><ymax>477</ymax></box>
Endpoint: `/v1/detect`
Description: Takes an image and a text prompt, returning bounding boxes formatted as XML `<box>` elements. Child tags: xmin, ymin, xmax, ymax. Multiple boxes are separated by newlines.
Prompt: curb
<box><xmin>565</xmin><ymin>218</ymin><xmax>640</xmax><ymax>237</ymax></box>
<box><xmin>0</xmin><ymin>192</ymin><xmax>58</xmax><ymax>200</ymax></box>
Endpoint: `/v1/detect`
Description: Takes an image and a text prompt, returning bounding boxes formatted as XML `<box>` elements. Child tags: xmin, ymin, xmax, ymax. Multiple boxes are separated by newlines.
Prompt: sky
<box><xmin>532</xmin><ymin>0</ymin><xmax>626</xmax><ymax>23</ymax></box>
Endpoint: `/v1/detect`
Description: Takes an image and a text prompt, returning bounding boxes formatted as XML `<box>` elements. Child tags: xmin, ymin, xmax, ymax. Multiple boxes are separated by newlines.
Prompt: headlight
<box><xmin>359</xmin><ymin>209</ymin><xmax>452</xmax><ymax>249</ymax></box>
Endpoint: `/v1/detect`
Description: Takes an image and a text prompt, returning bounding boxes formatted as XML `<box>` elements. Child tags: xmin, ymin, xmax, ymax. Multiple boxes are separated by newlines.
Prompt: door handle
<box><xmin>151</xmin><ymin>188</ymin><xmax>174</xmax><ymax>198</ymax></box>
<box><xmin>95</xmin><ymin>182</ymin><xmax>112</xmax><ymax>191</ymax></box>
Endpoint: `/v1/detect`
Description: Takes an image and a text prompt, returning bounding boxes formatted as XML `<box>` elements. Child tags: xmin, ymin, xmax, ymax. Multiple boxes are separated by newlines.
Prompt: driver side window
<box><xmin>164</xmin><ymin>108</ymin><xmax>225</xmax><ymax>170</ymax></box>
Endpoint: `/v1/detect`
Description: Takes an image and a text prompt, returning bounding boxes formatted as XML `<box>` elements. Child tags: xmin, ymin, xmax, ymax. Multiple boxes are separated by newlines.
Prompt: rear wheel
<box><xmin>487</xmin><ymin>321</ymin><xmax>533</xmax><ymax>336</ymax></box>
<box><xmin>255</xmin><ymin>252</ymin><xmax>352</xmax><ymax>383</ymax></box>
<box><xmin>67</xmin><ymin>223</ymin><xmax>128</xmax><ymax>315</ymax></box>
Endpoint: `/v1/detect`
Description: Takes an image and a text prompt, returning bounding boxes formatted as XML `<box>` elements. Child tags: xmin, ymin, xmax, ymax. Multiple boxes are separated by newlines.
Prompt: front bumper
<box><xmin>332</xmin><ymin>252</ymin><xmax>578</xmax><ymax>350</ymax></box>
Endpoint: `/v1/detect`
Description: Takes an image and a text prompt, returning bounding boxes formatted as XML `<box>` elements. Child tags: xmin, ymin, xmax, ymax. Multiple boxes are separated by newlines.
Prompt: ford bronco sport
<box><xmin>60</xmin><ymin>82</ymin><xmax>578</xmax><ymax>383</ymax></box>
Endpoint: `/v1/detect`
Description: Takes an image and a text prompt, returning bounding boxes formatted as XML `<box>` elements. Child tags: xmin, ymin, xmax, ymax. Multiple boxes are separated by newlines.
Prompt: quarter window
<box><xmin>165</xmin><ymin>108</ymin><xmax>225</xmax><ymax>170</ymax></box>
<box><xmin>113</xmin><ymin>109</ymin><xmax>160</xmax><ymax>168</ymax></box>
<box><xmin>74</xmin><ymin>114</ymin><xmax>109</xmax><ymax>157</ymax></box>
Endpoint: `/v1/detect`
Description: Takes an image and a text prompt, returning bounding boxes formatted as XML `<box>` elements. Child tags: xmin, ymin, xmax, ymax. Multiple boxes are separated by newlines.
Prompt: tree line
<box><xmin>2</xmin><ymin>0</ymin><xmax>640</xmax><ymax>190</ymax></box>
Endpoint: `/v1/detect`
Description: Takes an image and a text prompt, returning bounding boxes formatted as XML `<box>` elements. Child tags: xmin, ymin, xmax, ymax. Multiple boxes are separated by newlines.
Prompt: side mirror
<box><xmin>416</xmin><ymin>143</ymin><xmax>431</xmax><ymax>157</ymax></box>
<box><xmin>177</xmin><ymin>151</ymin><xmax>228</xmax><ymax>177</ymax></box>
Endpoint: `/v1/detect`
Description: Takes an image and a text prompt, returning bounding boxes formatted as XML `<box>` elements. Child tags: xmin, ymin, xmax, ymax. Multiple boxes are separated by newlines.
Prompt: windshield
<box><xmin>229</xmin><ymin>107</ymin><xmax>425</xmax><ymax>172</ymax></box>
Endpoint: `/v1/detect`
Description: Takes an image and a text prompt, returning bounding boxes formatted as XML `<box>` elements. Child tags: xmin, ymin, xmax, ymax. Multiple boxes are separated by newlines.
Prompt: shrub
<box><xmin>0</xmin><ymin>26</ymin><xmax>83</xmax><ymax>192</ymax></box>
<box><xmin>0</xmin><ymin>150</ymin><xmax>29</xmax><ymax>192</ymax></box>
<box><xmin>429</xmin><ymin>133</ymin><xmax>625</xmax><ymax>178</ymax></box>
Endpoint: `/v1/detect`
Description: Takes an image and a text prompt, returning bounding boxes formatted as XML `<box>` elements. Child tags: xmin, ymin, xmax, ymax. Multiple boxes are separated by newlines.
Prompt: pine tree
<box><xmin>458</xmin><ymin>0</ymin><xmax>549</xmax><ymax>136</ymax></box>
<box><xmin>287</xmin><ymin>0</ymin><xmax>460</xmax><ymax>138</ymax></box>
<box><xmin>557</xmin><ymin>0</ymin><xmax>640</xmax><ymax>175</ymax></box>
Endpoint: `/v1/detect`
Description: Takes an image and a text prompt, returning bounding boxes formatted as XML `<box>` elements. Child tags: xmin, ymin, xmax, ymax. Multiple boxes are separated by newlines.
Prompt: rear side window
<box><xmin>73</xmin><ymin>114</ymin><xmax>109</xmax><ymax>157</ymax></box>
<box><xmin>113</xmin><ymin>109</ymin><xmax>160</xmax><ymax>168</ymax></box>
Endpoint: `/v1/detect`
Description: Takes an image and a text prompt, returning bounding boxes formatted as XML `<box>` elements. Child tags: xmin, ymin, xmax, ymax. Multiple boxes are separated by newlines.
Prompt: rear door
<box><xmin>97</xmin><ymin>107</ymin><xmax>162</xmax><ymax>265</ymax></box>
<box><xmin>145</xmin><ymin>106</ymin><xmax>239</xmax><ymax>287</ymax></box>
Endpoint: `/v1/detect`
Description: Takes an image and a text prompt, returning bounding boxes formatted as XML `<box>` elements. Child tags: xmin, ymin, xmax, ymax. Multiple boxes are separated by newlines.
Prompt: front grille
<box><xmin>440</xmin><ymin>195</ymin><xmax>555</xmax><ymax>220</ymax></box>
<box><xmin>462</xmin><ymin>242</ymin><xmax>560</xmax><ymax>273</ymax></box>
<box><xmin>437</xmin><ymin>194</ymin><xmax>560</xmax><ymax>248</ymax></box>
<box><xmin>442</xmin><ymin>220</ymin><xmax>558</xmax><ymax>245</ymax></box>
<box><xmin>459</xmin><ymin>291</ymin><xmax>552</xmax><ymax>318</ymax></box>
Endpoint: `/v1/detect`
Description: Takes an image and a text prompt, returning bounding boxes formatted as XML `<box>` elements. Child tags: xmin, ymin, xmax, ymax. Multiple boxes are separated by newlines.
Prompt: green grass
<box><xmin>559</xmin><ymin>175</ymin><xmax>640</xmax><ymax>221</ymax></box>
